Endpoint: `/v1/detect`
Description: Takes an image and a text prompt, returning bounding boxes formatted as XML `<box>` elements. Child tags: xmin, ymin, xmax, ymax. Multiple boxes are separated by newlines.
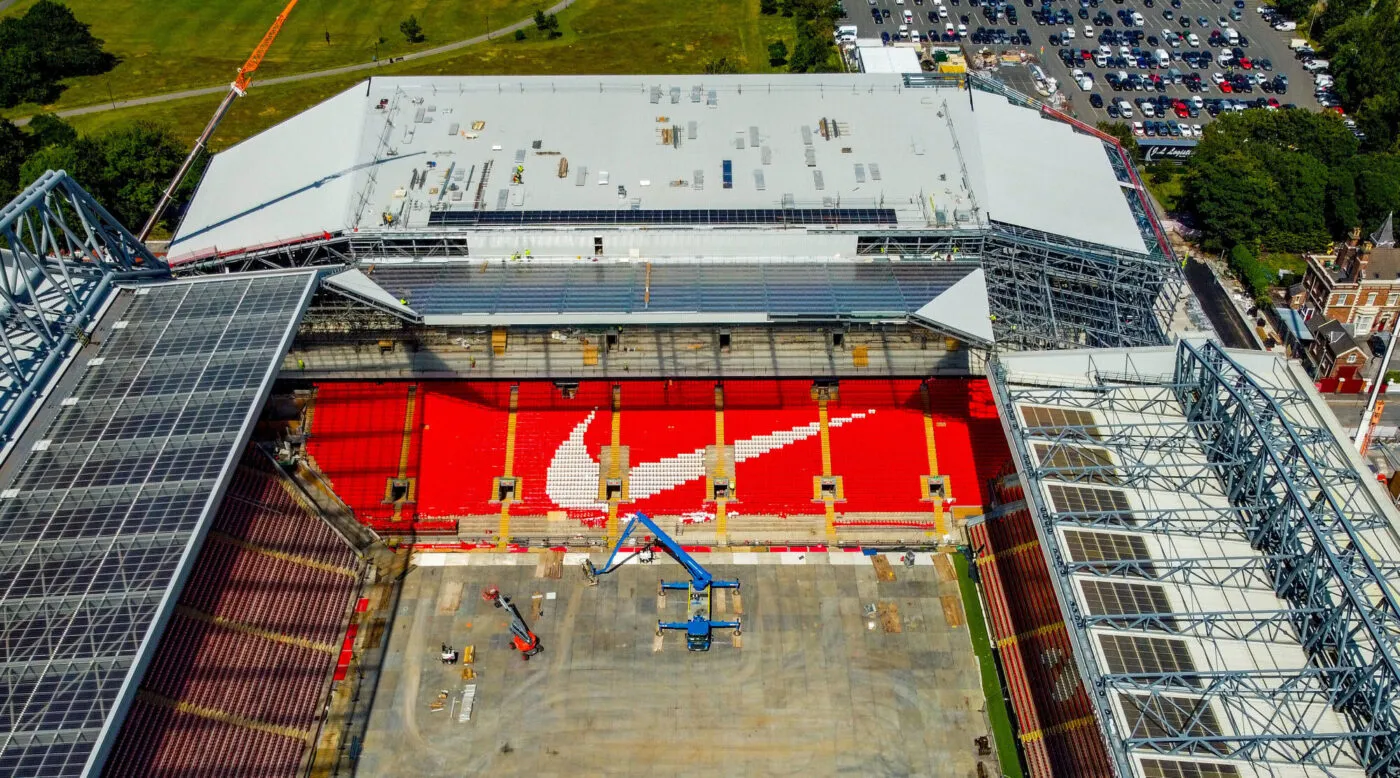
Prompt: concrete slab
<box><xmin>358</xmin><ymin>555</ymin><xmax>992</xmax><ymax>777</ymax></box>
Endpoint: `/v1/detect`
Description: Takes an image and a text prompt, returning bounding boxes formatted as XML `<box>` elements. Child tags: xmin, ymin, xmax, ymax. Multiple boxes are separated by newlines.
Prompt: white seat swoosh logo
<box><xmin>545</xmin><ymin>409</ymin><xmax>875</xmax><ymax>510</ymax></box>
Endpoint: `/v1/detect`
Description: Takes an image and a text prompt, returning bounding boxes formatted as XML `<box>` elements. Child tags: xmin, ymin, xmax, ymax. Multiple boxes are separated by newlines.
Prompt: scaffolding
<box><xmin>989</xmin><ymin>340</ymin><xmax>1400</xmax><ymax>776</ymax></box>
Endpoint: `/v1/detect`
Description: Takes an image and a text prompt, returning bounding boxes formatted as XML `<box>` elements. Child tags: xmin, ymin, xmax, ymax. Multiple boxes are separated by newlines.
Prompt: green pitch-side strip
<box><xmin>954</xmin><ymin>552</ymin><xmax>1025</xmax><ymax>778</ymax></box>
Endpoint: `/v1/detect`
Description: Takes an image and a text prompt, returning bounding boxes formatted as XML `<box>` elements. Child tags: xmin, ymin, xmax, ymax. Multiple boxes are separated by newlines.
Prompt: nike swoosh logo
<box><xmin>545</xmin><ymin>409</ymin><xmax>876</xmax><ymax>510</ymax></box>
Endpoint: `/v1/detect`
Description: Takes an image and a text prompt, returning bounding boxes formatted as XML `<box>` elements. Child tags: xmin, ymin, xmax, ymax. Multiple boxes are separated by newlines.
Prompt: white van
<box><xmin>1154</xmin><ymin>48</ymin><xmax>1169</xmax><ymax>67</ymax></box>
<box><xmin>1225</xmin><ymin>27</ymin><xmax>1239</xmax><ymax>43</ymax></box>
<box><xmin>910</xmin><ymin>29</ymin><xmax>922</xmax><ymax>42</ymax></box>
<box><xmin>836</xmin><ymin>25</ymin><xmax>859</xmax><ymax>39</ymax></box>
<box><xmin>1303</xmin><ymin>59</ymin><xmax>1330</xmax><ymax>71</ymax></box>
<box><xmin>1131</xmin><ymin>11</ymin><xmax>1144</xmax><ymax>25</ymax></box>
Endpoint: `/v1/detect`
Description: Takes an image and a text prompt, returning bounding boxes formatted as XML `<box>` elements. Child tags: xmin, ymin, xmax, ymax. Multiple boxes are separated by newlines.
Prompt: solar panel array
<box><xmin>425</xmin><ymin>207</ymin><xmax>899</xmax><ymax>227</ymax></box>
<box><xmin>1035</xmin><ymin>443</ymin><xmax>1121</xmax><ymax>485</ymax></box>
<box><xmin>1118</xmin><ymin>694</ymin><xmax>1230</xmax><ymax>755</ymax></box>
<box><xmin>1081</xmin><ymin>580</ymin><xmax>1178</xmax><ymax>630</ymax></box>
<box><xmin>1020</xmin><ymin>405</ymin><xmax>1102</xmax><ymax>439</ymax></box>
<box><xmin>368</xmin><ymin>261</ymin><xmax>975</xmax><ymax>319</ymax></box>
<box><xmin>0</xmin><ymin>272</ymin><xmax>316</xmax><ymax>778</ymax></box>
<box><xmin>1098</xmin><ymin>635</ymin><xmax>1199</xmax><ymax>686</ymax></box>
<box><xmin>1062</xmin><ymin>529</ymin><xmax>1154</xmax><ymax>576</ymax></box>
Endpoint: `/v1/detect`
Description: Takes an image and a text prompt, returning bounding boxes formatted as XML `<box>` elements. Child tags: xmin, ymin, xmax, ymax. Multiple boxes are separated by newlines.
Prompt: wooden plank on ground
<box><xmin>732</xmin><ymin>591</ymin><xmax>744</xmax><ymax>616</ymax></box>
<box><xmin>934</xmin><ymin>554</ymin><xmax>956</xmax><ymax>583</ymax></box>
<box><xmin>941</xmin><ymin>595</ymin><xmax>965</xmax><ymax>628</ymax></box>
<box><xmin>877</xmin><ymin>601</ymin><xmax>902</xmax><ymax>633</ymax></box>
<box><xmin>871</xmin><ymin>555</ymin><xmax>896</xmax><ymax>582</ymax></box>
<box><xmin>436</xmin><ymin>581</ymin><xmax>463</xmax><ymax>615</ymax></box>
<box><xmin>535</xmin><ymin>549</ymin><xmax>564</xmax><ymax>579</ymax></box>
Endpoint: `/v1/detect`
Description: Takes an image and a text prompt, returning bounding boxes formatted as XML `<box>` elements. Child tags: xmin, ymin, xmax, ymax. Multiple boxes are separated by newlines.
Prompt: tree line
<box><xmin>0</xmin><ymin>114</ymin><xmax>199</xmax><ymax>235</ymax></box>
<box><xmin>1181</xmin><ymin>110</ymin><xmax>1399</xmax><ymax>255</ymax></box>
<box><xmin>0</xmin><ymin>0</ymin><xmax>114</xmax><ymax>109</ymax></box>
<box><xmin>1277</xmin><ymin>0</ymin><xmax>1400</xmax><ymax>150</ymax></box>
<box><xmin>760</xmin><ymin>0</ymin><xmax>842</xmax><ymax>73</ymax></box>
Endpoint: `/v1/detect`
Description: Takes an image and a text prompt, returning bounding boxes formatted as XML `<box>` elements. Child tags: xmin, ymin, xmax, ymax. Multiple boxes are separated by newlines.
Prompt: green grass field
<box><xmin>58</xmin><ymin>0</ymin><xmax>798</xmax><ymax>149</ymax></box>
<box><xmin>955</xmin><ymin>552</ymin><xmax>1026</xmax><ymax>778</ymax></box>
<box><xmin>0</xmin><ymin>0</ymin><xmax>540</xmax><ymax>112</ymax></box>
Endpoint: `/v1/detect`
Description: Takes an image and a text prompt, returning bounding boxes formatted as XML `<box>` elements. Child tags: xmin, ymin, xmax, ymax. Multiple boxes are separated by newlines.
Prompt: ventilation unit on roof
<box><xmin>670</xmin><ymin>87</ymin><xmax>681</xmax><ymax>104</ymax></box>
<box><xmin>854</xmin><ymin>164</ymin><xmax>867</xmax><ymax>183</ymax></box>
<box><xmin>761</xmin><ymin>146</ymin><xmax>772</xmax><ymax>165</ymax></box>
<box><xmin>869</xmin><ymin>163</ymin><xmax>882</xmax><ymax>181</ymax></box>
<box><xmin>721</xmin><ymin>161</ymin><xmax>733</xmax><ymax>189</ymax></box>
<box><xmin>707</xmin><ymin>90</ymin><xmax>718</xmax><ymax>106</ymax></box>
<box><xmin>650</xmin><ymin>86</ymin><xmax>662</xmax><ymax>104</ymax></box>
<box><xmin>694</xmin><ymin>170</ymin><xmax>705</xmax><ymax>191</ymax></box>
<box><xmin>754</xmin><ymin>171</ymin><xmax>766</xmax><ymax>191</ymax></box>
<box><xmin>687</xmin><ymin>121</ymin><xmax>697</xmax><ymax>140</ymax></box>
<box><xmin>801</xmin><ymin>126</ymin><xmax>813</xmax><ymax>145</ymax></box>
<box><xmin>813</xmin><ymin>171</ymin><xmax>825</xmax><ymax>191</ymax></box>
<box><xmin>749</xmin><ymin>126</ymin><xmax>760</xmax><ymax>146</ymax></box>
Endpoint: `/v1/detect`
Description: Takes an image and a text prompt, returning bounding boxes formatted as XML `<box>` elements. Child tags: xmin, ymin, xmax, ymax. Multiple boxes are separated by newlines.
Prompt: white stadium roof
<box><xmin>170</xmin><ymin>75</ymin><xmax>1148</xmax><ymax>262</ymax></box>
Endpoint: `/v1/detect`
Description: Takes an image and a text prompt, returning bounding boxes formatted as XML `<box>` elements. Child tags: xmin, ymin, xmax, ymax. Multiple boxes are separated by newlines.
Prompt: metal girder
<box><xmin>989</xmin><ymin>342</ymin><xmax>1400</xmax><ymax>775</ymax></box>
<box><xmin>1173</xmin><ymin>341</ymin><xmax>1400</xmax><ymax>773</ymax></box>
<box><xmin>1081</xmin><ymin>606</ymin><xmax>1324</xmax><ymax>643</ymax></box>
<box><xmin>0</xmin><ymin>170</ymin><xmax>167</xmax><ymax>452</ymax></box>
<box><xmin>1064</xmin><ymin>554</ymin><xmax>1289</xmax><ymax>590</ymax></box>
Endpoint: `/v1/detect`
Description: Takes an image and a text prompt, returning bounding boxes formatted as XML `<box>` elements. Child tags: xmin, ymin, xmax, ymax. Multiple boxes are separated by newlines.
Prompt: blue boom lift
<box><xmin>584</xmin><ymin>512</ymin><xmax>741</xmax><ymax>651</ymax></box>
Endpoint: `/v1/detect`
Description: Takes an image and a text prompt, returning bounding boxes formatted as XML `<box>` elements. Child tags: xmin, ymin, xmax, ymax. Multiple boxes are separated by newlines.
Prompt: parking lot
<box><xmin>842</xmin><ymin>0</ymin><xmax>1328</xmax><ymax>136</ymax></box>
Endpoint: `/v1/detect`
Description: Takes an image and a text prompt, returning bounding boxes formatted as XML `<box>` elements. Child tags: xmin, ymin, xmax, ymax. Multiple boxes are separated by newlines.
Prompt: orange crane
<box><xmin>139</xmin><ymin>0</ymin><xmax>300</xmax><ymax>241</ymax></box>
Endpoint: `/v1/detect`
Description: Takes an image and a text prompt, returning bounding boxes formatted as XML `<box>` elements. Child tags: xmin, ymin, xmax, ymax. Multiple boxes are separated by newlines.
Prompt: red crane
<box><xmin>138</xmin><ymin>0</ymin><xmax>300</xmax><ymax>242</ymax></box>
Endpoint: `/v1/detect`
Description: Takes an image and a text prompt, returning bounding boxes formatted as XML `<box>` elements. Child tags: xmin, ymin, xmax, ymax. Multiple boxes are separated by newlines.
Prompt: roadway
<box><xmin>5</xmin><ymin>0</ymin><xmax>577</xmax><ymax>126</ymax></box>
<box><xmin>1184</xmin><ymin>257</ymin><xmax>1255</xmax><ymax>349</ymax></box>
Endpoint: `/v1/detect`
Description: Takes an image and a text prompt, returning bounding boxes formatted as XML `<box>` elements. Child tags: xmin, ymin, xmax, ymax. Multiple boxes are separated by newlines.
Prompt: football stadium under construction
<box><xmin>0</xmin><ymin>73</ymin><xmax>1397</xmax><ymax>778</ymax></box>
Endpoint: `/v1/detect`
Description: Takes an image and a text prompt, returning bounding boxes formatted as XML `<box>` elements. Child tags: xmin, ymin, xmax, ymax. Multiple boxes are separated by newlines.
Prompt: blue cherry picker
<box><xmin>584</xmin><ymin>512</ymin><xmax>741</xmax><ymax>651</ymax></box>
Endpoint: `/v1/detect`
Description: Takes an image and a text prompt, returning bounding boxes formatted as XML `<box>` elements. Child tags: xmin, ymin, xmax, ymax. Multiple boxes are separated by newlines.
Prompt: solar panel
<box><xmin>0</xmin><ymin>272</ymin><xmax>316</xmax><ymax>778</ymax></box>
<box><xmin>1140</xmin><ymin>760</ymin><xmax>1240</xmax><ymax>778</ymax></box>
<box><xmin>1063</xmin><ymin>529</ymin><xmax>1154</xmax><ymax>575</ymax></box>
<box><xmin>1098</xmin><ymin>634</ymin><xmax>1199</xmax><ymax>686</ymax></box>
<box><xmin>1046</xmin><ymin>485</ymin><xmax>1134</xmax><ymax>524</ymax></box>
<box><xmin>1081</xmin><ymin>580</ymin><xmax>1178</xmax><ymax>630</ymax></box>
<box><xmin>1118</xmin><ymin>694</ymin><xmax>1230</xmax><ymax>755</ymax></box>
<box><xmin>367</xmin><ymin>260</ymin><xmax>975</xmax><ymax>321</ymax></box>
<box><xmin>1035</xmin><ymin>443</ymin><xmax>1120</xmax><ymax>484</ymax></box>
<box><xmin>1020</xmin><ymin>405</ymin><xmax>1102</xmax><ymax>439</ymax></box>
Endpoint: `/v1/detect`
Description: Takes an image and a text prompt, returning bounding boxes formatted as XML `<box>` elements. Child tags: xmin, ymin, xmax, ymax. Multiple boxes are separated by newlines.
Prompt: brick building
<box><xmin>1301</xmin><ymin>214</ymin><xmax>1399</xmax><ymax>336</ymax></box>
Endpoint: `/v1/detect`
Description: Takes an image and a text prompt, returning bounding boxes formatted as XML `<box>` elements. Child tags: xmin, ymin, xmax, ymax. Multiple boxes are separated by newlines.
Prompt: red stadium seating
<box><xmin>315</xmin><ymin>378</ymin><xmax>1011</xmax><ymax>528</ymax></box>
<box><xmin>305</xmin><ymin>383</ymin><xmax>418</xmax><ymax>521</ymax></box>
<box><xmin>105</xmin><ymin>452</ymin><xmax>360</xmax><ymax>778</ymax></box>
<box><xmin>968</xmin><ymin>477</ymin><xmax>1115</xmax><ymax>778</ymax></box>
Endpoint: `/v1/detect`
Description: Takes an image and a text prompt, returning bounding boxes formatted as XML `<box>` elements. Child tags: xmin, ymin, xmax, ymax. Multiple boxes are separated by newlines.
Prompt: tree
<box><xmin>1184</xmin><ymin>148</ymin><xmax>1278</xmax><ymax>252</ymax></box>
<box><xmin>17</xmin><ymin>140</ymin><xmax>79</xmax><ymax>188</ymax></box>
<box><xmin>0</xmin><ymin>118</ymin><xmax>26</xmax><ymax>204</ymax></box>
<box><xmin>534</xmin><ymin>9</ymin><xmax>549</xmax><ymax>30</ymax></box>
<box><xmin>0</xmin><ymin>1</ymin><xmax>113</xmax><ymax>108</ymax></box>
<box><xmin>514</xmin><ymin>29</ymin><xmax>527</xmax><ymax>41</ymax></box>
<box><xmin>703</xmin><ymin>57</ymin><xmax>739</xmax><ymax>74</ymax></box>
<box><xmin>767</xmin><ymin>40</ymin><xmax>789</xmax><ymax>66</ymax></box>
<box><xmin>545</xmin><ymin>14</ymin><xmax>562</xmax><ymax>38</ymax></box>
<box><xmin>25</xmin><ymin>114</ymin><xmax>76</xmax><ymax>150</ymax></box>
<box><xmin>760</xmin><ymin>0</ymin><xmax>779</xmax><ymax>14</ymax></box>
<box><xmin>4</xmin><ymin>1</ymin><xmax>114</xmax><ymax>75</ymax></box>
<box><xmin>64</xmin><ymin>122</ymin><xmax>194</xmax><ymax>232</ymax></box>
<box><xmin>399</xmin><ymin>16</ymin><xmax>425</xmax><ymax>43</ymax></box>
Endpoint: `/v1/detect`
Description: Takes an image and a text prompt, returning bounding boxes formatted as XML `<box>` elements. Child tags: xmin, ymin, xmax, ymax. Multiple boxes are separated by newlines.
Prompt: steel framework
<box><xmin>990</xmin><ymin>341</ymin><xmax>1400</xmax><ymax>775</ymax></box>
<box><xmin>0</xmin><ymin>170</ymin><xmax>166</xmax><ymax>449</ymax></box>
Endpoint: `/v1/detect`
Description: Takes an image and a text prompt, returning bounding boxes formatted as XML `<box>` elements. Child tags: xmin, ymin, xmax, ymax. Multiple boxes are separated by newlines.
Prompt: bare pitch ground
<box><xmin>357</xmin><ymin>553</ymin><xmax>996</xmax><ymax>777</ymax></box>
